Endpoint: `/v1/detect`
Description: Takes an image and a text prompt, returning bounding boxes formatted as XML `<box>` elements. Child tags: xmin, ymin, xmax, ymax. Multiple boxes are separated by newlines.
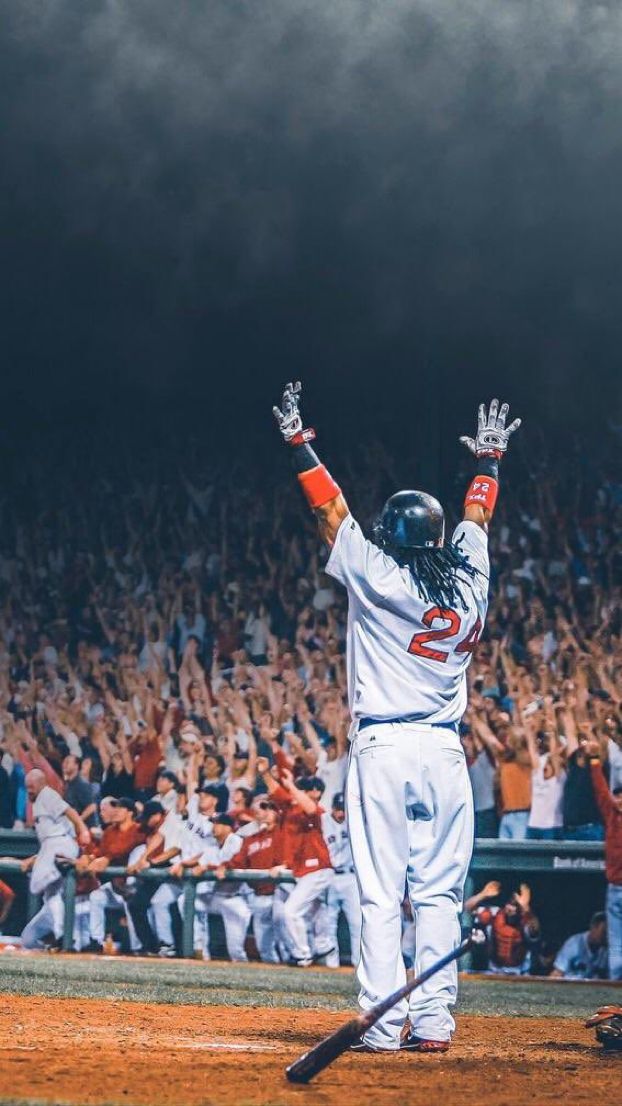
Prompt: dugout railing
<box><xmin>0</xmin><ymin>832</ymin><xmax>606</xmax><ymax>961</ymax></box>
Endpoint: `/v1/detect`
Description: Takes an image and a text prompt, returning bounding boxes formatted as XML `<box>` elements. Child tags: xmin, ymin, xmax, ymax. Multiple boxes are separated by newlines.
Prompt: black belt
<box><xmin>358</xmin><ymin>716</ymin><xmax>460</xmax><ymax>735</ymax></box>
<box><xmin>334</xmin><ymin>867</ymin><xmax>355</xmax><ymax>875</ymax></box>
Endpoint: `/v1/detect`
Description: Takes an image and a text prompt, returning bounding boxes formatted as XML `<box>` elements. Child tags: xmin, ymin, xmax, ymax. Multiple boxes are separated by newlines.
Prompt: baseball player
<box><xmin>81</xmin><ymin>798</ymin><xmax>155</xmax><ymax>954</ymax></box>
<box><xmin>193</xmin><ymin>813</ymin><xmax>249</xmax><ymax>961</ymax></box>
<box><xmin>20</xmin><ymin>769</ymin><xmax>91</xmax><ymax>949</ymax></box>
<box><xmin>226</xmin><ymin>796</ymin><xmax>284</xmax><ymax>963</ymax></box>
<box><xmin>258</xmin><ymin>760</ymin><xmax>334</xmax><ymax>967</ymax></box>
<box><xmin>322</xmin><ymin>792</ymin><xmax>361</xmax><ymax>968</ymax></box>
<box><xmin>168</xmin><ymin>782</ymin><xmax>221</xmax><ymax>958</ymax></box>
<box><xmin>273</xmin><ymin>382</ymin><xmax>520</xmax><ymax>1051</ymax></box>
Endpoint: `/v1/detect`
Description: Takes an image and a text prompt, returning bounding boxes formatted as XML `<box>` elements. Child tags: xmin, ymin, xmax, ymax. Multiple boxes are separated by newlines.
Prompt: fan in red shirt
<box><xmin>586</xmin><ymin>740</ymin><xmax>622</xmax><ymax>982</ymax></box>
<box><xmin>258</xmin><ymin>757</ymin><xmax>334</xmax><ymax>967</ymax></box>
<box><xmin>226</xmin><ymin>797</ymin><xmax>285</xmax><ymax>963</ymax></box>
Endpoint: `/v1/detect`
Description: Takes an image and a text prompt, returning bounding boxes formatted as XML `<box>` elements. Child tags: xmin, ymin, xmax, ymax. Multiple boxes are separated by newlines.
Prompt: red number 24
<box><xmin>407</xmin><ymin>606</ymin><xmax>482</xmax><ymax>664</ymax></box>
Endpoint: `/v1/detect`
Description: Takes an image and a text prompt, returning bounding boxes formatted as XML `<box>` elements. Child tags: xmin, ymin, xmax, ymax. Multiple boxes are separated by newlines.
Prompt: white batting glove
<box><xmin>460</xmin><ymin>399</ymin><xmax>521</xmax><ymax>458</ymax></box>
<box><xmin>272</xmin><ymin>381</ymin><xmax>315</xmax><ymax>445</ymax></box>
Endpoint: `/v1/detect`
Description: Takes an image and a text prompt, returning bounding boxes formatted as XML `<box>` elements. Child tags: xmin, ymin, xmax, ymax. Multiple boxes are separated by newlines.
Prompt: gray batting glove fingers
<box><xmin>273</xmin><ymin>381</ymin><xmax>303</xmax><ymax>441</ymax></box>
<box><xmin>460</xmin><ymin>399</ymin><xmax>521</xmax><ymax>457</ymax></box>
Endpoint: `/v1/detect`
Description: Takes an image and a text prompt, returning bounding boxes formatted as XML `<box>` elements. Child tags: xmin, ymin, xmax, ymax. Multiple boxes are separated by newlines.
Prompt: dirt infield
<box><xmin>0</xmin><ymin>994</ymin><xmax>620</xmax><ymax>1106</ymax></box>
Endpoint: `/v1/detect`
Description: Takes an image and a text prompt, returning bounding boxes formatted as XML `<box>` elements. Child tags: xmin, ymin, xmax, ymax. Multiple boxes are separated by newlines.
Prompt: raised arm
<box><xmin>459</xmin><ymin>399</ymin><xmax>521</xmax><ymax>532</ymax></box>
<box><xmin>273</xmin><ymin>381</ymin><xmax>349</xmax><ymax>548</ymax></box>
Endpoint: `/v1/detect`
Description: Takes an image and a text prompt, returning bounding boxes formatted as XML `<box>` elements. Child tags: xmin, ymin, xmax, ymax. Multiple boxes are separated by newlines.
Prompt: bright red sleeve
<box><xmin>270</xmin><ymin>785</ymin><xmax>292</xmax><ymax>810</ymax></box>
<box><xmin>273</xmin><ymin>746</ymin><xmax>293</xmax><ymax>780</ymax></box>
<box><xmin>590</xmin><ymin>761</ymin><xmax>614</xmax><ymax>819</ymax></box>
<box><xmin>225</xmin><ymin>838</ymin><xmax>249</xmax><ymax>870</ymax></box>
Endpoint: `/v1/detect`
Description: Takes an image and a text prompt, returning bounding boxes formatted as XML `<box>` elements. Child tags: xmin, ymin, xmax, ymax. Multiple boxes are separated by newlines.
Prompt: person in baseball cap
<box><xmin>296</xmin><ymin>776</ymin><xmax>326</xmax><ymax>804</ymax></box>
<box><xmin>196</xmin><ymin>782</ymin><xmax>222</xmax><ymax>798</ymax></box>
<box><xmin>138</xmin><ymin>800</ymin><xmax>166</xmax><ymax>826</ymax></box>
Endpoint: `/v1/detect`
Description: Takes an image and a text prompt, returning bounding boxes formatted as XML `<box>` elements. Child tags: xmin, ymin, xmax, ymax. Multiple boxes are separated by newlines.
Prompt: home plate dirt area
<box><xmin>0</xmin><ymin>954</ymin><xmax>619</xmax><ymax>1106</ymax></box>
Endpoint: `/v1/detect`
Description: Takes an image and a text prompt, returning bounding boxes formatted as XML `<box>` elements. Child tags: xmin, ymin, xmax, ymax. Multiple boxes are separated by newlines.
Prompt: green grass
<box><xmin>0</xmin><ymin>953</ymin><xmax>615</xmax><ymax>1017</ymax></box>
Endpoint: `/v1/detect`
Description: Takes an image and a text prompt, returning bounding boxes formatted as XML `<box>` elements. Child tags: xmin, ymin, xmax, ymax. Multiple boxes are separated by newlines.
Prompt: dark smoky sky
<box><xmin>1</xmin><ymin>0</ymin><xmax>622</xmax><ymax>445</ymax></box>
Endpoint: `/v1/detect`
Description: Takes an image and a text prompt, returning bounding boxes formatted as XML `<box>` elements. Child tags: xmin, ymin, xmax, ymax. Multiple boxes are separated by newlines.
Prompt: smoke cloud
<box><xmin>1</xmin><ymin>1</ymin><xmax>621</xmax><ymax>419</ymax></box>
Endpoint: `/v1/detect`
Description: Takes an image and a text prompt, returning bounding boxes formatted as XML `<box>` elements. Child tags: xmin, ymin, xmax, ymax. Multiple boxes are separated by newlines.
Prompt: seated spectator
<box><xmin>551</xmin><ymin>912</ymin><xmax>608</xmax><ymax>980</ymax></box>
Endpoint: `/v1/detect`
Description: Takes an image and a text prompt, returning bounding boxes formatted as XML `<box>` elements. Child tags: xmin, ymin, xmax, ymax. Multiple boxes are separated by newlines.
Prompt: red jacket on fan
<box><xmin>270</xmin><ymin>786</ymin><xmax>332</xmax><ymax>879</ymax></box>
<box><xmin>227</xmin><ymin>825</ymin><xmax>285</xmax><ymax>896</ymax></box>
<box><xmin>591</xmin><ymin>760</ymin><xmax>622</xmax><ymax>885</ymax></box>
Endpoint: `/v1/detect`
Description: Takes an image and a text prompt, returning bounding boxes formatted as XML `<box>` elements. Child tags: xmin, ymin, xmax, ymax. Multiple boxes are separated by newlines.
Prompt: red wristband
<box><xmin>298</xmin><ymin>465</ymin><xmax>341</xmax><ymax>509</ymax></box>
<box><xmin>289</xmin><ymin>427</ymin><xmax>316</xmax><ymax>446</ymax></box>
<box><xmin>464</xmin><ymin>475</ymin><xmax>499</xmax><ymax>513</ymax></box>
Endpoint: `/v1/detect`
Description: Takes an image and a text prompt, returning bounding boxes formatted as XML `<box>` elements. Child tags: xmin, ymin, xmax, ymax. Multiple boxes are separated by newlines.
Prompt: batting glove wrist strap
<box><xmin>460</xmin><ymin>399</ymin><xmax>521</xmax><ymax>460</ymax></box>
<box><xmin>289</xmin><ymin>427</ymin><xmax>317</xmax><ymax>447</ymax></box>
<box><xmin>298</xmin><ymin>465</ymin><xmax>341</xmax><ymax>509</ymax></box>
<box><xmin>465</xmin><ymin>475</ymin><xmax>499</xmax><ymax>514</ymax></box>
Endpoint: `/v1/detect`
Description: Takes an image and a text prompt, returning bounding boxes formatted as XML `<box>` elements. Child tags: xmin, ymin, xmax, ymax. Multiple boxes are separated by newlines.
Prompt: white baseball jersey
<box><xmin>180</xmin><ymin>797</ymin><xmax>215</xmax><ymax>860</ymax></box>
<box><xmin>553</xmin><ymin>931</ymin><xmax>608</xmax><ymax>980</ymax></box>
<box><xmin>321</xmin><ymin>812</ymin><xmax>354</xmax><ymax>871</ymax></box>
<box><xmin>160</xmin><ymin>810</ymin><xmax>184</xmax><ymax>853</ymax></box>
<box><xmin>33</xmin><ymin>786</ymin><xmax>74</xmax><ymax>843</ymax></box>
<box><xmin>326</xmin><ymin>516</ymin><xmax>489</xmax><ymax>724</ymax></box>
<box><xmin>315</xmin><ymin>748</ymin><xmax>347</xmax><ymax>811</ymax></box>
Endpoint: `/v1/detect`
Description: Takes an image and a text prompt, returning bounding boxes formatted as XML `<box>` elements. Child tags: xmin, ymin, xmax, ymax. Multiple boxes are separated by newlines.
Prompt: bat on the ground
<box><xmin>285</xmin><ymin>929</ymin><xmax>484</xmax><ymax>1084</ymax></box>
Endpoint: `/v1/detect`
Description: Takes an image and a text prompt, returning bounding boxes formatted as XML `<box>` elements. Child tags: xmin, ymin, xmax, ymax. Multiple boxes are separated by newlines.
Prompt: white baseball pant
<box><xmin>178</xmin><ymin>887</ymin><xmax>214</xmax><ymax>956</ymax></box>
<box><xmin>283</xmin><ymin>869</ymin><xmax>334</xmax><ymax>962</ymax></box>
<box><xmin>325</xmin><ymin>872</ymin><xmax>361</xmax><ymax>968</ymax></box>
<box><xmin>249</xmin><ymin>892</ymin><xmax>279</xmax><ymax>963</ymax></box>
<box><xmin>272</xmin><ymin>884</ymin><xmax>293</xmax><ymax>961</ymax></box>
<box><xmin>213</xmin><ymin>892</ymin><xmax>252</xmax><ymax>961</ymax></box>
<box><xmin>151</xmin><ymin>882</ymin><xmax>180</xmax><ymax>947</ymax></box>
<box><xmin>89</xmin><ymin>884</ymin><xmax>141</xmax><ymax>951</ymax></box>
<box><xmin>346</xmin><ymin>723</ymin><xmax>474</xmax><ymax>1049</ymax></box>
<box><xmin>21</xmin><ymin>882</ymin><xmax>65</xmax><ymax>949</ymax></box>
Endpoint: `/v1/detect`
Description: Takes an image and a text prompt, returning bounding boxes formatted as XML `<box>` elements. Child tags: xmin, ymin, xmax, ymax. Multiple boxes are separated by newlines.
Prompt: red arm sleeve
<box><xmin>273</xmin><ymin>746</ymin><xmax>293</xmax><ymax>780</ymax></box>
<box><xmin>225</xmin><ymin>839</ymin><xmax>249</xmax><ymax>870</ymax></box>
<box><xmin>270</xmin><ymin>785</ymin><xmax>292</xmax><ymax>810</ymax></box>
<box><xmin>590</xmin><ymin>761</ymin><xmax>614</xmax><ymax>819</ymax></box>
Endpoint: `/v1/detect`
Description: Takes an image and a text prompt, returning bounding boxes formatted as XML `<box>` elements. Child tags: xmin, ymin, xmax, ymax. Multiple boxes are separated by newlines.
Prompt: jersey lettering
<box><xmin>408</xmin><ymin>609</ymin><xmax>482</xmax><ymax>663</ymax></box>
<box><xmin>455</xmin><ymin>616</ymin><xmax>482</xmax><ymax>655</ymax></box>
<box><xmin>407</xmin><ymin>607</ymin><xmax>461</xmax><ymax>663</ymax></box>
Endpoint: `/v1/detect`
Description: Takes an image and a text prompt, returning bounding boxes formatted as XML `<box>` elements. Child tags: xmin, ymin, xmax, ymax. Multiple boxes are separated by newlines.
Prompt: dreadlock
<box><xmin>395</xmin><ymin>537</ymin><xmax>480</xmax><ymax>613</ymax></box>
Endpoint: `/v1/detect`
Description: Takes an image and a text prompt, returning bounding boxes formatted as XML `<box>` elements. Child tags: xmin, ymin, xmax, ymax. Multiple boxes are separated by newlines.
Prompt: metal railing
<box><xmin>0</xmin><ymin>831</ymin><xmax>606</xmax><ymax>961</ymax></box>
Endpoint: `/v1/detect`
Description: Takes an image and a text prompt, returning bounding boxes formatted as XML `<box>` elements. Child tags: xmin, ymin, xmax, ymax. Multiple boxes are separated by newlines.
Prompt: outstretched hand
<box><xmin>460</xmin><ymin>399</ymin><xmax>521</xmax><ymax>459</ymax></box>
<box><xmin>273</xmin><ymin>381</ymin><xmax>303</xmax><ymax>442</ymax></box>
<box><xmin>272</xmin><ymin>381</ymin><xmax>315</xmax><ymax>445</ymax></box>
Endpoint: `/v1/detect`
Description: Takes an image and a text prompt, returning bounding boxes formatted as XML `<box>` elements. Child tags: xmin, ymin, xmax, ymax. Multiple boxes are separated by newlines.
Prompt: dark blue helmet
<box><xmin>372</xmin><ymin>490</ymin><xmax>445</xmax><ymax>554</ymax></box>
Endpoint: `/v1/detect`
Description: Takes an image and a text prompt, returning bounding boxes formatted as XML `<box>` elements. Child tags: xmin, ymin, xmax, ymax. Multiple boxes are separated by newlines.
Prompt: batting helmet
<box><xmin>372</xmin><ymin>490</ymin><xmax>445</xmax><ymax>553</ymax></box>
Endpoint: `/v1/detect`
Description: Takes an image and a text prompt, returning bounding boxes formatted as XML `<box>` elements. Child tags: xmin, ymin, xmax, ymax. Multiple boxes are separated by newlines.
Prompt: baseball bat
<box><xmin>285</xmin><ymin>930</ymin><xmax>483</xmax><ymax>1084</ymax></box>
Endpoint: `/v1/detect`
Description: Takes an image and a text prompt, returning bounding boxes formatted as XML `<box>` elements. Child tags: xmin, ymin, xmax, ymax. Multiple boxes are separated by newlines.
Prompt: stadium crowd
<box><xmin>0</xmin><ymin>426</ymin><xmax>620</xmax><ymax>974</ymax></box>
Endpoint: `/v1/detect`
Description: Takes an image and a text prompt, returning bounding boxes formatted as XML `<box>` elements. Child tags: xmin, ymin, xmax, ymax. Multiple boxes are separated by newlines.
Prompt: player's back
<box><xmin>325</xmin><ymin>516</ymin><xmax>489</xmax><ymax>726</ymax></box>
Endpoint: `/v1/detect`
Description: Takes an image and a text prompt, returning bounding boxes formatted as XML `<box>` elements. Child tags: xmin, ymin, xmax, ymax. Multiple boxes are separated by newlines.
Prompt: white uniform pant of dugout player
<box><xmin>325</xmin><ymin>872</ymin><xmax>361</xmax><ymax>968</ymax></box>
<box><xmin>177</xmin><ymin>886</ymin><xmax>252</xmax><ymax>961</ymax></box>
<box><xmin>283</xmin><ymin>869</ymin><xmax>334</xmax><ymax>962</ymax></box>
<box><xmin>22</xmin><ymin>835</ymin><xmax>80</xmax><ymax>950</ymax></box>
<box><xmin>346</xmin><ymin>723</ymin><xmax>474</xmax><ymax>1049</ymax></box>
<box><xmin>89</xmin><ymin>883</ymin><xmax>141</xmax><ymax>951</ymax></box>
